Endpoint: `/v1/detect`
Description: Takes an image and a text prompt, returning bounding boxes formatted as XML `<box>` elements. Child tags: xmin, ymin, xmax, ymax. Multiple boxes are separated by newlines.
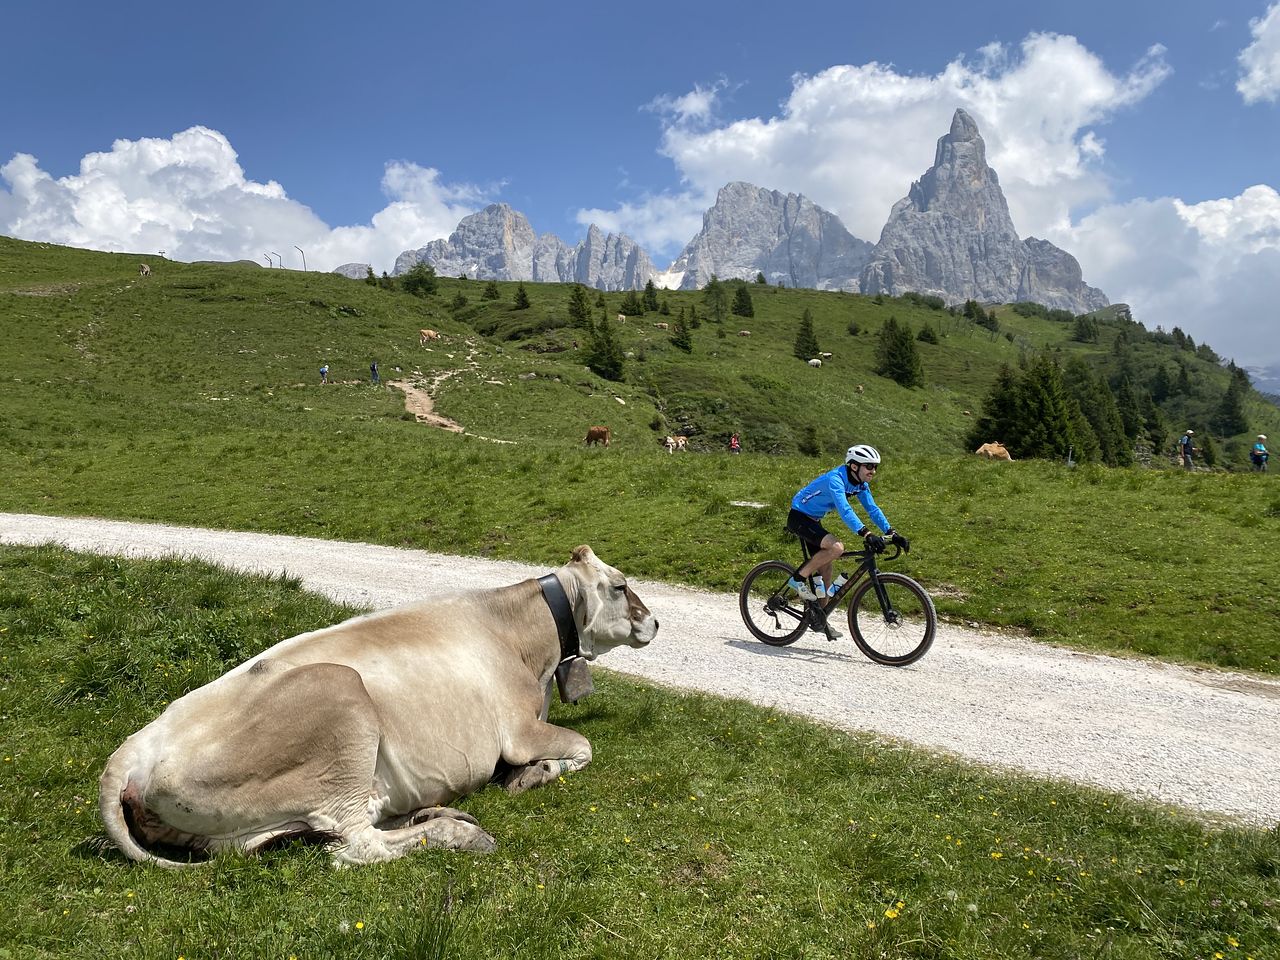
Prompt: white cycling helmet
<box><xmin>846</xmin><ymin>444</ymin><xmax>881</xmax><ymax>466</ymax></box>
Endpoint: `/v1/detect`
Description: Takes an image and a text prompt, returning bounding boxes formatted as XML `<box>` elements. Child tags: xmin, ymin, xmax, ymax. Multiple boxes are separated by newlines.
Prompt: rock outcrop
<box><xmin>332</xmin><ymin>262</ymin><xmax>372</xmax><ymax>280</ymax></box>
<box><xmin>668</xmin><ymin>182</ymin><xmax>873</xmax><ymax>291</ymax></box>
<box><xmin>860</xmin><ymin>109</ymin><xmax>1107</xmax><ymax>314</ymax></box>
<box><xmin>393</xmin><ymin>204</ymin><xmax>657</xmax><ymax>291</ymax></box>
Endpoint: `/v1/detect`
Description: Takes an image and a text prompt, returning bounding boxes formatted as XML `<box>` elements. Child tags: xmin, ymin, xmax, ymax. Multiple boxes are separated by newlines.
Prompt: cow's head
<box><xmin>565</xmin><ymin>545</ymin><xmax>657</xmax><ymax>659</ymax></box>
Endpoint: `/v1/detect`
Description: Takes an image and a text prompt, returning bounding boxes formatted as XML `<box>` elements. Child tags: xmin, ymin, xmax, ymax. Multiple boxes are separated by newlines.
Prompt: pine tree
<box><xmin>702</xmin><ymin>274</ymin><xmax>727</xmax><ymax>323</ymax></box>
<box><xmin>513</xmin><ymin>282</ymin><xmax>531</xmax><ymax>310</ymax></box>
<box><xmin>793</xmin><ymin>308</ymin><xmax>820</xmax><ymax>361</ymax></box>
<box><xmin>916</xmin><ymin>323</ymin><xmax>939</xmax><ymax>344</ymax></box>
<box><xmin>755</xmin><ymin>272</ymin><xmax>767</xmax><ymax>284</ymax></box>
<box><xmin>874</xmin><ymin>316</ymin><xmax>923</xmax><ymax>388</ymax></box>
<box><xmin>642</xmin><ymin>279</ymin><xmax>660</xmax><ymax>313</ymax></box>
<box><xmin>659</xmin><ymin>298</ymin><xmax>670</xmax><ymax>316</ymax></box>
<box><xmin>1014</xmin><ymin>355</ymin><xmax>1086</xmax><ymax>460</ymax></box>
<box><xmin>584</xmin><ymin>307</ymin><xmax>625</xmax><ymax>381</ymax></box>
<box><xmin>967</xmin><ymin>364</ymin><xmax>1020</xmax><ymax>451</ymax></box>
<box><xmin>1063</xmin><ymin>358</ymin><xmax>1129</xmax><ymax>465</ymax></box>
<box><xmin>1211</xmin><ymin>374</ymin><xmax>1249</xmax><ymax>435</ymax></box>
<box><xmin>364</xmin><ymin>266</ymin><xmax>377</xmax><ymax>286</ymax></box>
<box><xmin>688</xmin><ymin>304</ymin><xmax>701</xmax><ymax>328</ymax></box>
<box><xmin>1115</xmin><ymin>377</ymin><xmax>1143</xmax><ymax>443</ymax></box>
<box><xmin>670</xmin><ymin>316</ymin><xmax>692</xmax><ymax>353</ymax></box>
<box><xmin>401</xmin><ymin>262</ymin><xmax>438</xmax><ymax>298</ymax></box>
<box><xmin>568</xmin><ymin>284</ymin><xmax>592</xmax><ymax>328</ymax></box>
<box><xmin>731</xmin><ymin>284</ymin><xmax>755</xmax><ymax>318</ymax></box>
<box><xmin>619</xmin><ymin>289</ymin><xmax>644</xmax><ymax>315</ymax></box>
<box><xmin>482</xmin><ymin>280</ymin><xmax>501</xmax><ymax>301</ymax></box>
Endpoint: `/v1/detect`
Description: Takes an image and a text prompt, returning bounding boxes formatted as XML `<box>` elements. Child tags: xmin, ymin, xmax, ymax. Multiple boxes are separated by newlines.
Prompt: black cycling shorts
<box><xmin>786</xmin><ymin>509</ymin><xmax>831</xmax><ymax>551</ymax></box>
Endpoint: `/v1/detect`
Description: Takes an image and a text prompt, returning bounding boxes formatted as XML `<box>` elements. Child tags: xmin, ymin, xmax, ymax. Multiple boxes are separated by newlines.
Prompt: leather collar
<box><xmin>538</xmin><ymin>574</ymin><xmax>580</xmax><ymax>662</ymax></box>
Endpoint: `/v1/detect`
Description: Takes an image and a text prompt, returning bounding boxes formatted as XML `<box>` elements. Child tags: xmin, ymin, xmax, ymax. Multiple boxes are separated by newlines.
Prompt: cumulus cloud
<box><xmin>586</xmin><ymin>33</ymin><xmax>1170</xmax><ymax>256</ymax></box>
<box><xmin>0</xmin><ymin>127</ymin><xmax>485</xmax><ymax>272</ymax></box>
<box><xmin>1065</xmin><ymin>186</ymin><xmax>1280</xmax><ymax>366</ymax></box>
<box><xmin>1238</xmin><ymin>2</ymin><xmax>1280</xmax><ymax>103</ymax></box>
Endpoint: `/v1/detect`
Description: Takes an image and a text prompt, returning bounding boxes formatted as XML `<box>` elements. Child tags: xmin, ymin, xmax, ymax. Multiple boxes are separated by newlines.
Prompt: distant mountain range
<box><xmin>335</xmin><ymin>109</ymin><xmax>1109</xmax><ymax>315</ymax></box>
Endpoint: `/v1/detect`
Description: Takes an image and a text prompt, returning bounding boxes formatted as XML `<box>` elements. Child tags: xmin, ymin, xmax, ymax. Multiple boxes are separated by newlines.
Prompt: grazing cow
<box><xmin>99</xmin><ymin>547</ymin><xmax>658</xmax><ymax>867</ymax></box>
<box><xmin>584</xmin><ymin>425</ymin><xmax>611</xmax><ymax>447</ymax></box>
<box><xmin>654</xmin><ymin>322</ymin><xmax>669</xmax><ymax>330</ymax></box>
<box><xmin>819</xmin><ymin>352</ymin><xmax>832</xmax><ymax>359</ymax></box>
<box><xmin>855</xmin><ymin>384</ymin><xmax>864</xmax><ymax>395</ymax></box>
<box><xmin>808</xmin><ymin>358</ymin><xmax>822</xmax><ymax>368</ymax></box>
<box><xmin>663</xmin><ymin>435</ymin><xmax>676</xmax><ymax>454</ymax></box>
<box><xmin>419</xmin><ymin>329</ymin><xmax>441</xmax><ymax>345</ymax></box>
<box><xmin>738</xmin><ymin>330</ymin><xmax>751</xmax><ymax>337</ymax></box>
<box><xmin>138</xmin><ymin>264</ymin><xmax>152</xmax><ymax>277</ymax></box>
<box><xmin>975</xmin><ymin>442</ymin><xmax>1014</xmax><ymax>461</ymax></box>
<box><xmin>963</xmin><ymin>410</ymin><xmax>972</xmax><ymax>417</ymax></box>
<box><xmin>662</xmin><ymin>435</ymin><xmax>687</xmax><ymax>453</ymax></box>
<box><xmin>616</xmin><ymin>314</ymin><xmax>626</xmax><ymax>324</ymax></box>
<box><xmin>921</xmin><ymin>402</ymin><xmax>929</xmax><ymax>412</ymax></box>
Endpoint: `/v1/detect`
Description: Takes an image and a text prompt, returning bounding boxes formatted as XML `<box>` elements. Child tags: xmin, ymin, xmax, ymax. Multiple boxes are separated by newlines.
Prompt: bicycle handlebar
<box><xmin>838</xmin><ymin>543</ymin><xmax>906</xmax><ymax>562</ymax></box>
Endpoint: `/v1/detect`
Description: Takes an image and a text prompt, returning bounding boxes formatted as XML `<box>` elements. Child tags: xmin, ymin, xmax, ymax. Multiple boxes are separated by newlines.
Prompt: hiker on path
<box><xmin>370</xmin><ymin>361</ymin><xmax>380</xmax><ymax>385</ymax></box>
<box><xmin>320</xmin><ymin>364</ymin><xmax>329</xmax><ymax>384</ymax></box>
<box><xmin>1251</xmin><ymin>434</ymin><xmax>1269</xmax><ymax>472</ymax></box>
<box><xmin>1178</xmin><ymin>429</ymin><xmax>1195</xmax><ymax>470</ymax></box>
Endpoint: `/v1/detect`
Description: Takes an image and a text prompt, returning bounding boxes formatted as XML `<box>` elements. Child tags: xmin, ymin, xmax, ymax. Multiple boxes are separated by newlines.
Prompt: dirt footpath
<box><xmin>3</xmin><ymin>512</ymin><xmax>1278</xmax><ymax>827</ymax></box>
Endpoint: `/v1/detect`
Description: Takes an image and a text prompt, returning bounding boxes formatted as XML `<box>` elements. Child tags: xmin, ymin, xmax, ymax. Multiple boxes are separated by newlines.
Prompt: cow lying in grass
<box><xmin>99</xmin><ymin>546</ymin><xmax>657</xmax><ymax>867</ymax></box>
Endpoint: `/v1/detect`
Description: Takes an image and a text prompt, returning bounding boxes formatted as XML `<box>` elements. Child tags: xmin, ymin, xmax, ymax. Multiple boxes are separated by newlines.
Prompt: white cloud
<box><xmin>1238</xmin><ymin>2</ymin><xmax>1280</xmax><ymax>103</ymax></box>
<box><xmin>1064</xmin><ymin>186</ymin><xmax>1280</xmax><ymax>367</ymax></box>
<box><xmin>0</xmin><ymin>127</ymin><xmax>485</xmax><ymax>272</ymax></box>
<box><xmin>585</xmin><ymin>33</ymin><xmax>1170</xmax><ymax>257</ymax></box>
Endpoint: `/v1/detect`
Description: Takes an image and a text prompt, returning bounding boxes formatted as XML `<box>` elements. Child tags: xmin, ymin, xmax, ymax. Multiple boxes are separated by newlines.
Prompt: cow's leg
<box><xmin>334</xmin><ymin>814</ymin><xmax>495</xmax><ymax>864</ymax></box>
<box><xmin>500</xmin><ymin>720</ymin><xmax>592</xmax><ymax>794</ymax></box>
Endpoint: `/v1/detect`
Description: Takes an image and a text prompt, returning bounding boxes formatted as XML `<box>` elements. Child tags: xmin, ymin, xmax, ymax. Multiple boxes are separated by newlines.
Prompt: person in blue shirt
<box><xmin>1252</xmin><ymin>434</ymin><xmax>1269</xmax><ymax>472</ymax></box>
<box><xmin>786</xmin><ymin>444</ymin><xmax>909</xmax><ymax>637</ymax></box>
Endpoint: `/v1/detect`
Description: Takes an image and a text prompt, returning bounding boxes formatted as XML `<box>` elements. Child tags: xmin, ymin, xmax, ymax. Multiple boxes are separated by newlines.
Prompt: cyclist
<box><xmin>786</xmin><ymin>445</ymin><xmax>910</xmax><ymax>637</ymax></box>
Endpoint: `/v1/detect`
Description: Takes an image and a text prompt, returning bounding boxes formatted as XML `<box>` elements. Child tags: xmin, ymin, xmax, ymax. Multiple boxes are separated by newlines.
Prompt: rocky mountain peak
<box><xmin>861</xmin><ymin>109</ymin><xmax>1108</xmax><ymax>314</ymax></box>
<box><xmin>668</xmin><ymin>181</ymin><xmax>873</xmax><ymax>291</ymax></box>
<box><xmin>392</xmin><ymin>207</ymin><xmax>655</xmax><ymax>291</ymax></box>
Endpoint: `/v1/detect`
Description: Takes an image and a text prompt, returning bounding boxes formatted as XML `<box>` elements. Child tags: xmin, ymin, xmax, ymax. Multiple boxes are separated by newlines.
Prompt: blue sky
<box><xmin>3</xmin><ymin>1</ymin><xmax>1279</xmax><ymax>367</ymax></box>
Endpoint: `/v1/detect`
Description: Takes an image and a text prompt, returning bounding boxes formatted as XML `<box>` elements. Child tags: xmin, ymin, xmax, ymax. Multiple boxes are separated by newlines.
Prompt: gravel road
<box><xmin>3</xmin><ymin>512</ymin><xmax>1277</xmax><ymax>827</ymax></box>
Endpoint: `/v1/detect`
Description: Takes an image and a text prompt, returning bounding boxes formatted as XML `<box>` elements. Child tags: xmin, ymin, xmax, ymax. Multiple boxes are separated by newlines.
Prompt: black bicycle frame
<box><xmin>797</xmin><ymin>538</ymin><xmax>899</xmax><ymax>620</ymax></box>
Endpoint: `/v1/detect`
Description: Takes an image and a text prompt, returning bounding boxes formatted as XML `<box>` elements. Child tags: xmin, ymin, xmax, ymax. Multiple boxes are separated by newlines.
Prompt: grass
<box><xmin>2</xmin><ymin>545</ymin><xmax>1278</xmax><ymax>959</ymax></box>
<box><xmin>0</xmin><ymin>237</ymin><xmax>1278</xmax><ymax>672</ymax></box>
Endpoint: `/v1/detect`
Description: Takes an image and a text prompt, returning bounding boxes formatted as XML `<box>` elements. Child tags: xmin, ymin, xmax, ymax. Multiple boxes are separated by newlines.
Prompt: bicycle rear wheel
<box><xmin>739</xmin><ymin>561</ymin><xmax>808</xmax><ymax>646</ymax></box>
<box><xmin>846</xmin><ymin>572</ymin><xmax>936</xmax><ymax>665</ymax></box>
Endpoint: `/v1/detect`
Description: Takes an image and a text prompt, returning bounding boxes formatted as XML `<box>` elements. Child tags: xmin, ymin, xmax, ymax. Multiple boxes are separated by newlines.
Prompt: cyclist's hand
<box><xmin>863</xmin><ymin>533</ymin><xmax>886</xmax><ymax>553</ymax></box>
<box><xmin>890</xmin><ymin>531</ymin><xmax>910</xmax><ymax>552</ymax></box>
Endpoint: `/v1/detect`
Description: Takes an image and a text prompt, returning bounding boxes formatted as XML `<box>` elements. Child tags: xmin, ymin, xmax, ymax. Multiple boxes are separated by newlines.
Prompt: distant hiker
<box><xmin>370</xmin><ymin>360</ymin><xmax>380</xmax><ymax>385</ymax></box>
<box><xmin>1252</xmin><ymin>434</ymin><xmax>1269</xmax><ymax>472</ymax></box>
<box><xmin>1178</xmin><ymin>429</ymin><xmax>1195</xmax><ymax>470</ymax></box>
<box><xmin>729</xmin><ymin>433</ymin><xmax>741</xmax><ymax>454</ymax></box>
<box><xmin>320</xmin><ymin>364</ymin><xmax>329</xmax><ymax>384</ymax></box>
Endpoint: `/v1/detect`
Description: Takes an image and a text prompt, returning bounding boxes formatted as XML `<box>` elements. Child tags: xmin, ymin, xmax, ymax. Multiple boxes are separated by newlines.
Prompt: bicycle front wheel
<box><xmin>847</xmin><ymin>572</ymin><xmax>936</xmax><ymax>665</ymax></box>
<box><xmin>739</xmin><ymin>561</ymin><xmax>808</xmax><ymax>646</ymax></box>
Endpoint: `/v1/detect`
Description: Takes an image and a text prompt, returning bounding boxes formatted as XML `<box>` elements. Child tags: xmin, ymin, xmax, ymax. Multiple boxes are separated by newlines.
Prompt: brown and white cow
<box><xmin>662</xmin><ymin>435</ymin><xmax>688</xmax><ymax>453</ymax></box>
<box><xmin>419</xmin><ymin>329</ymin><xmax>441</xmax><ymax>345</ymax></box>
<box><xmin>138</xmin><ymin>264</ymin><xmax>152</xmax><ymax>277</ymax></box>
<box><xmin>99</xmin><ymin>546</ymin><xmax>658</xmax><ymax>867</ymax></box>
<box><xmin>975</xmin><ymin>442</ymin><xmax>1014</xmax><ymax>461</ymax></box>
<box><xmin>584</xmin><ymin>425</ymin><xmax>611</xmax><ymax>446</ymax></box>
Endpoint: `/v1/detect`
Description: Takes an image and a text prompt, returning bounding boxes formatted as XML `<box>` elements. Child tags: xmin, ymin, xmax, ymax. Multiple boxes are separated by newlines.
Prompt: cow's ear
<box><xmin>571</xmin><ymin>545</ymin><xmax>595</xmax><ymax>563</ymax></box>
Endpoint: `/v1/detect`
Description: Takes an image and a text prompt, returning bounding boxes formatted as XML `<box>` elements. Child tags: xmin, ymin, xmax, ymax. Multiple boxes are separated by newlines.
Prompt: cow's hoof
<box><xmin>420</xmin><ymin>817</ymin><xmax>496</xmax><ymax>853</ymax></box>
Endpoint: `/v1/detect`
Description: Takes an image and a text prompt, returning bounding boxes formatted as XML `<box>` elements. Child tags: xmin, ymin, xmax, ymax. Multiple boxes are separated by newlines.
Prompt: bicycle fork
<box><xmin>868</xmin><ymin>572</ymin><xmax>901</xmax><ymax>626</ymax></box>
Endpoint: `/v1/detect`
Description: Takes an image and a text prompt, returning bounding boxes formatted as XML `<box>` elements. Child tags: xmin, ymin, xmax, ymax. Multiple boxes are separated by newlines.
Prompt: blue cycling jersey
<box><xmin>791</xmin><ymin>464</ymin><xmax>890</xmax><ymax>535</ymax></box>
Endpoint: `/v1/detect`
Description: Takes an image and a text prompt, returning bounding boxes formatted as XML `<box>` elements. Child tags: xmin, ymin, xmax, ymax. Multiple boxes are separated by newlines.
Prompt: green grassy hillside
<box><xmin>1</xmin><ymin>236</ymin><xmax>1277</xmax><ymax>673</ymax></box>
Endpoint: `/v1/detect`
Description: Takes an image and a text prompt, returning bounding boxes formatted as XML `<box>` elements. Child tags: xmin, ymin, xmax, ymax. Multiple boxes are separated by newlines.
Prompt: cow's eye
<box><xmin>613</xmin><ymin>583</ymin><xmax>627</xmax><ymax>593</ymax></box>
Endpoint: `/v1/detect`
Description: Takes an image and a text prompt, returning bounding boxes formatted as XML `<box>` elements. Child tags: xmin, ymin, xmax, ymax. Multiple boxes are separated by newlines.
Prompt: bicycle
<box><xmin>738</xmin><ymin>537</ymin><xmax>936</xmax><ymax>666</ymax></box>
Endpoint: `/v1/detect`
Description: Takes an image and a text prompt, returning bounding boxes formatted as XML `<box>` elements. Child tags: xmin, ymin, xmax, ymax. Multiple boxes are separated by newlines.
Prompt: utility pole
<box><xmin>294</xmin><ymin>245</ymin><xmax>307</xmax><ymax>271</ymax></box>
